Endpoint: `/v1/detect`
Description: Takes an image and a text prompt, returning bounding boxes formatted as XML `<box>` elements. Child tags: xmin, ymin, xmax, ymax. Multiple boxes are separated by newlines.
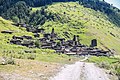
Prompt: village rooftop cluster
<box><xmin>1</xmin><ymin>23</ymin><xmax>111</xmax><ymax>56</ymax></box>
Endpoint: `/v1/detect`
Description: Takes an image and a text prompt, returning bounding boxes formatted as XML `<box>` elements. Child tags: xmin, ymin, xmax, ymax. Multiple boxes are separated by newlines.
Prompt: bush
<box><xmin>35</xmin><ymin>40</ymin><xmax>41</xmax><ymax>48</ymax></box>
<box><xmin>7</xmin><ymin>58</ymin><xmax>15</xmax><ymax>65</ymax></box>
<box><xmin>115</xmin><ymin>65</ymin><xmax>120</xmax><ymax>76</ymax></box>
<box><xmin>0</xmin><ymin>57</ymin><xmax>7</xmax><ymax>65</ymax></box>
<box><xmin>98</xmin><ymin>61</ymin><xmax>111</xmax><ymax>70</ymax></box>
<box><xmin>27</xmin><ymin>54</ymin><xmax>36</xmax><ymax>60</ymax></box>
<box><xmin>0</xmin><ymin>57</ymin><xmax>15</xmax><ymax>65</ymax></box>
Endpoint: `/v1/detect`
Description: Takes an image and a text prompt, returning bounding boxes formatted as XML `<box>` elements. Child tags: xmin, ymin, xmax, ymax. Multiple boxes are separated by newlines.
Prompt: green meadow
<box><xmin>40</xmin><ymin>2</ymin><xmax>120</xmax><ymax>54</ymax></box>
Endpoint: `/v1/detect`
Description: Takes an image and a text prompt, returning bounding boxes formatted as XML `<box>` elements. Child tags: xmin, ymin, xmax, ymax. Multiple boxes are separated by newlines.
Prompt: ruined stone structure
<box><xmin>12</xmin><ymin>36</ymin><xmax>24</xmax><ymax>40</ymax></box>
<box><xmin>9</xmin><ymin>24</ymin><xmax>110</xmax><ymax>56</ymax></box>
<box><xmin>10</xmin><ymin>39</ymin><xmax>22</xmax><ymax>45</ymax></box>
<box><xmin>34</xmin><ymin>33</ymin><xmax>40</xmax><ymax>38</ymax></box>
<box><xmin>1</xmin><ymin>30</ymin><xmax>13</xmax><ymax>34</ymax></box>
<box><xmin>90</xmin><ymin>39</ymin><xmax>97</xmax><ymax>47</ymax></box>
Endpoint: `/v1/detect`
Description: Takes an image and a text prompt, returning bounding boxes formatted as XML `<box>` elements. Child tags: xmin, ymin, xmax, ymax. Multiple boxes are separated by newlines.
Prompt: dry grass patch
<box><xmin>0</xmin><ymin>59</ymin><xmax>62</xmax><ymax>80</ymax></box>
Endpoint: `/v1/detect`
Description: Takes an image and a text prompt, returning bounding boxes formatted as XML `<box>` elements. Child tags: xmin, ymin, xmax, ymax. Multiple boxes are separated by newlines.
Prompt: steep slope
<box><xmin>0</xmin><ymin>17</ymin><xmax>32</xmax><ymax>51</ymax></box>
<box><xmin>0</xmin><ymin>17</ymin><xmax>76</xmax><ymax>63</ymax></box>
<box><xmin>1</xmin><ymin>0</ymin><xmax>120</xmax><ymax>27</ymax></box>
<box><xmin>0</xmin><ymin>0</ymin><xmax>77</xmax><ymax>24</ymax></box>
<box><xmin>0</xmin><ymin>17</ymin><xmax>79</xmax><ymax>79</ymax></box>
<box><xmin>79</xmin><ymin>0</ymin><xmax>120</xmax><ymax>27</ymax></box>
<box><xmin>39</xmin><ymin>2</ymin><xmax>120</xmax><ymax>54</ymax></box>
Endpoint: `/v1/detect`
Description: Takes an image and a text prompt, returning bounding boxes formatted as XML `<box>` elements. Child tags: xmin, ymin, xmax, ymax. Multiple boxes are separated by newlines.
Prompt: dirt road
<box><xmin>50</xmin><ymin>62</ymin><xmax>110</xmax><ymax>80</ymax></box>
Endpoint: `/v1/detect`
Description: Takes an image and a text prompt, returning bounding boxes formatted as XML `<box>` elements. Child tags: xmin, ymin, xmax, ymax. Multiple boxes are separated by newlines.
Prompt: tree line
<box><xmin>0</xmin><ymin>0</ymin><xmax>78</xmax><ymax>26</ymax></box>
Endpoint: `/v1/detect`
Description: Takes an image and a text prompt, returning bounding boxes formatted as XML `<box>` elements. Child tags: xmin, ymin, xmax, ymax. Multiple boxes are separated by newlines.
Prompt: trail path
<box><xmin>50</xmin><ymin>61</ymin><xmax>110</xmax><ymax>80</ymax></box>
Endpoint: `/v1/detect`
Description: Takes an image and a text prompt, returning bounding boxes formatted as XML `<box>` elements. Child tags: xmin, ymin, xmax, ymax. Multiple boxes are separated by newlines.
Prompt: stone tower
<box><xmin>90</xmin><ymin>39</ymin><xmax>97</xmax><ymax>47</ymax></box>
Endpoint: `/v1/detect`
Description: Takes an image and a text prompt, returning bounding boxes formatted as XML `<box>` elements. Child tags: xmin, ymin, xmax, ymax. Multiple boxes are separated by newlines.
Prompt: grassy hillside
<box><xmin>0</xmin><ymin>2</ymin><xmax>120</xmax><ymax>80</ymax></box>
<box><xmin>0</xmin><ymin>17</ymin><xmax>36</xmax><ymax>54</ymax></box>
<box><xmin>0</xmin><ymin>2</ymin><xmax>120</xmax><ymax>57</ymax></box>
<box><xmin>0</xmin><ymin>17</ymin><xmax>78</xmax><ymax>64</ymax></box>
<box><xmin>36</xmin><ymin>2</ymin><xmax>120</xmax><ymax>54</ymax></box>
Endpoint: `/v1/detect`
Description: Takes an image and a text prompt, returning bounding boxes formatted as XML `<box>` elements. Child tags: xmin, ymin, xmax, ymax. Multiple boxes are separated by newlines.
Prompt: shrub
<box><xmin>7</xmin><ymin>58</ymin><xmax>15</xmax><ymax>65</ymax></box>
<box><xmin>98</xmin><ymin>61</ymin><xmax>111</xmax><ymax>70</ymax></box>
<box><xmin>0</xmin><ymin>57</ymin><xmax>7</xmax><ymax>65</ymax></box>
<box><xmin>35</xmin><ymin>40</ymin><xmax>41</xmax><ymax>48</ymax></box>
<box><xmin>27</xmin><ymin>54</ymin><xmax>36</xmax><ymax>60</ymax></box>
<box><xmin>114</xmin><ymin>64</ymin><xmax>120</xmax><ymax>76</ymax></box>
<box><xmin>0</xmin><ymin>57</ymin><xmax>15</xmax><ymax>65</ymax></box>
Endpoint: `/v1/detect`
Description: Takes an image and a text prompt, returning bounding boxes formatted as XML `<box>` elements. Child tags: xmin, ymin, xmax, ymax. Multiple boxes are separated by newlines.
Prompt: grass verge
<box><xmin>87</xmin><ymin>56</ymin><xmax>120</xmax><ymax>79</ymax></box>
